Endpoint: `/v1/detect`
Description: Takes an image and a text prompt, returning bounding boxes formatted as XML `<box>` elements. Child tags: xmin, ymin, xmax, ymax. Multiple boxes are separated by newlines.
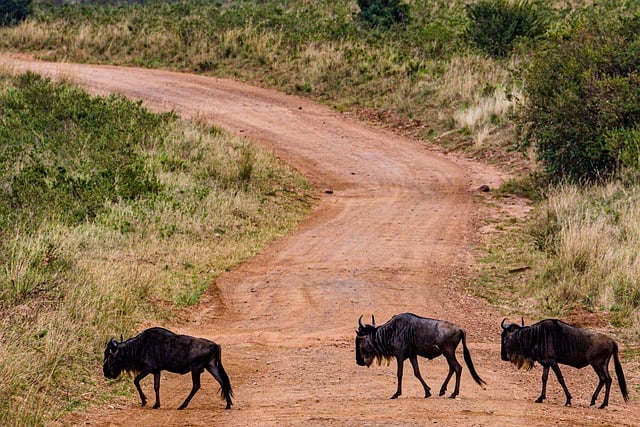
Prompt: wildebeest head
<box><xmin>355</xmin><ymin>315</ymin><xmax>377</xmax><ymax>367</ymax></box>
<box><xmin>500</xmin><ymin>318</ymin><xmax>535</xmax><ymax>370</ymax></box>
<box><xmin>103</xmin><ymin>336</ymin><xmax>123</xmax><ymax>379</ymax></box>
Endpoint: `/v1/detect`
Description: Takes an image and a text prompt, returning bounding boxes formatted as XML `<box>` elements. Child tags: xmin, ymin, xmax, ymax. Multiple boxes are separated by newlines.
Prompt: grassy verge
<box><xmin>477</xmin><ymin>179</ymin><xmax>640</xmax><ymax>339</ymax></box>
<box><xmin>0</xmin><ymin>0</ymin><xmax>521</xmax><ymax>159</ymax></box>
<box><xmin>0</xmin><ymin>72</ymin><xmax>311</xmax><ymax>425</ymax></box>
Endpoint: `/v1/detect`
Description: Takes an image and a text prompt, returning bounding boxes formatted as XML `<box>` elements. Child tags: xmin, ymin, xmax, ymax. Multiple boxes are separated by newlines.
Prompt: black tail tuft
<box><xmin>613</xmin><ymin>343</ymin><xmax>629</xmax><ymax>402</ymax></box>
<box><xmin>461</xmin><ymin>330</ymin><xmax>486</xmax><ymax>386</ymax></box>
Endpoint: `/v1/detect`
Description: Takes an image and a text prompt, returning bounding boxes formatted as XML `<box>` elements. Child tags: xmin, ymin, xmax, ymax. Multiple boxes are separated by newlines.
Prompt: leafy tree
<box><xmin>0</xmin><ymin>0</ymin><xmax>32</xmax><ymax>26</ymax></box>
<box><xmin>357</xmin><ymin>0</ymin><xmax>409</xmax><ymax>28</ymax></box>
<box><xmin>517</xmin><ymin>13</ymin><xmax>640</xmax><ymax>182</ymax></box>
<box><xmin>466</xmin><ymin>0</ymin><xmax>548</xmax><ymax>57</ymax></box>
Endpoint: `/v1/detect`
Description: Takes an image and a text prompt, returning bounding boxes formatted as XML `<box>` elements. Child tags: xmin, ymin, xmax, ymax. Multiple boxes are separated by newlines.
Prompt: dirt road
<box><xmin>2</xmin><ymin>54</ymin><xmax>638</xmax><ymax>426</ymax></box>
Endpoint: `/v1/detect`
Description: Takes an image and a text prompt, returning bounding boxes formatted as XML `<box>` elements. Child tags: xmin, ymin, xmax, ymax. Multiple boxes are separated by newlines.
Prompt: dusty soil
<box><xmin>2</xmin><ymin>53</ymin><xmax>638</xmax><ymax>426</ymax></box>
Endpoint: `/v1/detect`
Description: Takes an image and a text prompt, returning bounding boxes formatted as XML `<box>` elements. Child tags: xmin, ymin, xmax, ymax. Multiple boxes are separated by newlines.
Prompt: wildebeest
<box><xmin>355</xmin><ymin>313</ymin><xmax>486</xmax><ymax>399</ymax></box>
<box><xmin>103</xmin><ymin>327</ymin><xmax>233</xmax><ymax>410</ymax></box>
<box><xmin>500</xmin><ymin>318</ymin><xmax>628</xmax><ymax>408</ymax></box>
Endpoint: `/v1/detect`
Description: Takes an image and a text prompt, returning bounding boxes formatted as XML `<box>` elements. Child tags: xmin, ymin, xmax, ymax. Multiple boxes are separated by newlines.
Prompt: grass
<box><xmin>2</xmin><ymin>0</ymin><xmax>640</xmax><ymax>422</ymax></box>
<box><xmin>477</xmin><ymin>179</ymin><xmax>640</xmax><ymax>339</ymax></box>
<box><xmin>0</xmin><ymin>0</ymin><xmax>518</xmax><ymax>156</ymax></box>
<box><xmin>0</xmin><ymin>72</ymin><xmax>311</xmax><ymax>425</ymax></box>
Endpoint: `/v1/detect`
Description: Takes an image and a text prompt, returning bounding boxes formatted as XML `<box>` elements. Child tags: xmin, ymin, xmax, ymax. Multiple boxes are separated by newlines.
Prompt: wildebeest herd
<box><xmin>103</xmin><ymin>313</ymin><xmax>629</xmax><ymax>412</ymax></box>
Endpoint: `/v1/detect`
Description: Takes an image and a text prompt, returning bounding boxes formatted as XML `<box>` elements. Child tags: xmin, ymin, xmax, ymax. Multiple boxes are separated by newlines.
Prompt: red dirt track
<box><xmin>2</xmin><ymin>53</ymin><xmax>638</xmax><ymax>426</ymax></box>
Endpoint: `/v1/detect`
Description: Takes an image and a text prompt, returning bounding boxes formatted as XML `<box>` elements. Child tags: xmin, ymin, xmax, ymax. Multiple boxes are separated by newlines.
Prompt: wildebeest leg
<box><xmin>550</xmin><ymin>362</ymin><xmax>572</xmax><ymax>406</ymax></box>
<box><xmin>440</xmin><ymin>351</ymin><xmax>462</xmax><ymax>398</ymax></box>
<box><xmin>408</xmin><ymin>357</ymin><xmax>431</xmax><ymax>398</ymax></box>
<box><xmin>133</xmin><ymin>370</ymin><xmax>151</xmax><ymax>407</ymax></box>
<box><xmin>152</xmin><ymin>372</ymin><xmax>161</xmax><ymax>409</ymax></box>
<box><xmin>535</xmin><ymin>365</ymin><xmax>549</xmax><ymax>403</ymax></box>
<box><xmin>591</xmin><ymin>360</ymin><xmax>612</xmax><ymax>409</ymax></box>
<box><xmin>178</xmin><ymin>369</ymin><xmax>202</xmax><ymax>410</ymax></box>
<box><xmin>391</xmin><ymin>358</ymin><xmax>404</xmax><ymax>399</ymax></box>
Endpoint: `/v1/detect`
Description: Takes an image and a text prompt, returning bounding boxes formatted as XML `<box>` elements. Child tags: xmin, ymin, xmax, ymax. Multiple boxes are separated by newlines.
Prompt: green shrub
<box><xmin>466</xmin><ymin>0</ymin><xmax>548</xmax><ymax>58</ymax></box>
<box><xmin>357</xmin><ymin>0</ymin><xmax>409</xmax><ymax>28</ymax></box>
<box><xmin>517</xmin><ymin>13</ymin><xmax>640</xmax><ymax>182</ymax></box>
<box><xmin>0</xmin><ymin>0</ymin><xmax>31</xmax><ymax>26</ymax></box>
<box><xmin>0</xmin><ymin>72</ymin><xmax>168</xmax><ymax>233</ymax></box>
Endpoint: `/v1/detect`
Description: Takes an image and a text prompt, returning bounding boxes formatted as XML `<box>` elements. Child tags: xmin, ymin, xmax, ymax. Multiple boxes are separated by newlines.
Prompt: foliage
<box><xmin>0</xmin><ymin>73</ymin><xmax>310</xmax><ymax>425</ymax></box>
<box><xmin>0</xmin><ymin>0</ymin><xmax>472</xmax><ymax>131</ymax></box>
<box><xmin>465</xmin><ymin>0</ymin><xmax>548</xmax><ymax>58</ymax></box>
<box><xmin>0</xmin><ymin>0</ymin><xmax>31</xmax><ymax>26</ymax></box>
<box><xmin>516</xmin><ymin>12</ymin><xmax>640</xmax><ymax>182</ymax></box>
<box><xmin>0</xmin><ymin>72</ymin><xmax>166</xmax><ymax>234</ymax></box>
<box><xmin>525</xmin><ymin>182</ymin><xmax>640</xmax><ymax>329</ymax></box>
<box><xmin>356</xmin><ymin>0</ymin><xmax>409</xmax><ymax>28</ymax></box>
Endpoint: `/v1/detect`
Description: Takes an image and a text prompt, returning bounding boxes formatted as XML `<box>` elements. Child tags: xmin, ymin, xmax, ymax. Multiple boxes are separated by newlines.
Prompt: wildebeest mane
<box><xmin>368</xmin><ymin>316</ymin><xmax>425</xmax><ymax>365</ymax></box>
<box><xmin>369</xmin><ymin>322</ymin><xmax>395</xmax><ymax>365</ymax></box>
<box><xmin>509</xmin><ymin>320</ymin><xmax>588</xmax><ymax>371</ymax></box>
<box><xmin>506</xmin><ymin>326</ymin><xmax>537</xmax><ymax>370</ymax></box>
<box><xmin>110</xmin><ymin>328</ymin><xmax>181</xmax><ymax>376</ymax></box>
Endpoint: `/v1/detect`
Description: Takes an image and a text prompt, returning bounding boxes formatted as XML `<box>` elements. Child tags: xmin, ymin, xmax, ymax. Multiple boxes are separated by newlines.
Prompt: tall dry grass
<box><xmin>523</xmin><ymin>182</ymin><xmax>640</xmax><ymax>335</ymax></box>
<box><xmin>0</xmin><ymin>97</ymin><xmax>310</xmax><ymax>424</ymax></box>
<box><xmin>0</xmin><ymin>0</ymin><xmax>520</xmax><ymax>155</ymax></box>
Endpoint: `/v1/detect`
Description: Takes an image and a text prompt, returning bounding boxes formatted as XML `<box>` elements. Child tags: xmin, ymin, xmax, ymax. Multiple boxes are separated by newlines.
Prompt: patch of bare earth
<box><xmin>2</xmin><ymin>53</ymin><xmax>638</xmax><ymax>426</ymax></box>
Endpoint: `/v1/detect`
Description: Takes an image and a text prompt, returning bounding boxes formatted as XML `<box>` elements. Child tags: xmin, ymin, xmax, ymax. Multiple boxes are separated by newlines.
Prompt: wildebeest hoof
<box><xmin>424</xmin><ymin>390</ymin><xmax>431</xmax><ymax>398</ymax></box>
<box><xmin>390</xmin><ymin>393</ymin><xmax>400</xmax><ymax>399</ymax></box>
<box><xmin>448</xmin><ymin>393</ymin><xmax>458</xmax><ymax>399</ymax></box>
<box><xmin>535</xmin><ymin>397</ymin><xmax>544</xmax><ymax>403</ymax></box>
<box><xmin>439</xmin><ymin>389</ymin><xmax>446</xmax><ymax>397</ymax></box>
<box><xmin>152</xmin><ymin>403</ymin><xmax>160</xmax><ymax>409</ymax></box>
<box><xmin>598</xmin><ymin>403</ymin><xmax>607</xmax><ymax>409</ymax></box>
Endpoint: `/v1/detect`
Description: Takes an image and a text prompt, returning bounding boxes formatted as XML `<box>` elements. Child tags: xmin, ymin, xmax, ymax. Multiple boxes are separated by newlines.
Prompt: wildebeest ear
<box><xmin>521</xmin><ymin>317</ymin><xmax>525</xmax><ymax>326</ymax></box>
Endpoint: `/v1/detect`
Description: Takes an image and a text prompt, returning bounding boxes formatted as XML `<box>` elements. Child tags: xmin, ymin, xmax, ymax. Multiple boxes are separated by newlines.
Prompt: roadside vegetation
<box><xmin>0</xmin><ymin>71</ymin><xmax>310</xmax><ymax>425</ymax></box>
<box><xmin>1</xmin><ymin>0</ymin><xmax>640</xmax><ymax>423</ymax></box>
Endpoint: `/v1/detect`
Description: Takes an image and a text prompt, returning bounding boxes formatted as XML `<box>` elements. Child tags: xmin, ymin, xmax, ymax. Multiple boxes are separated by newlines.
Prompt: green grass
<box><xmin>477</xmin><ymin>179</ymin><xmax>640</xmax><ymax>339</ymax></box>
<box><xmin>0</xmin><ymin>71</ymin><xmax>311</xmax><ymax>425</ymax></box>
<box><xmin>3</xmin><ymin>0</ymin><xmax>640</xmax><ymax>422</ymax></box>
<box><xmin>0</xmin><ymin>0</ymin><xmax>519</xmax><ymax>153</ymax></box>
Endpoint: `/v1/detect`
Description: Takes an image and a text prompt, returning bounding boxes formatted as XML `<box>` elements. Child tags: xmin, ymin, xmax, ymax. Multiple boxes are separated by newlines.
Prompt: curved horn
<box><xmin>501</xmin><ymin>318</ymin><xmax>508</xmax><ymax>329</ymax></box>
<box><xmin>371</xmin><ymin>315</ymin><xmax>376</xmax><ymax>328</ymax></box>
<box><xmin>358</xmin><ymin>315</ymin><xmax>364</xmax><ymax>329</ymax></box>
<box><xmin>108</xmin><ymin>336</ymin><xmax>118</xmax><ymax>350</ymax></box>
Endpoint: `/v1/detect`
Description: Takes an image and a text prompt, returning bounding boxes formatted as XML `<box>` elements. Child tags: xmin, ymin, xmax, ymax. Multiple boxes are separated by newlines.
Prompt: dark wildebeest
<box><xmin>103</xmin><ymin>327</ymin><xmax>233</xmax><ymax>410</ymax></box>
<box><xmin>355</xmin><ymin>313</ymin><xmax>486</xmax><ymax>399</ymax></box>
<box><xmin>500</xmin><ymin>318</ymin><xmax>629</xmax><ymax>408</ymax></box>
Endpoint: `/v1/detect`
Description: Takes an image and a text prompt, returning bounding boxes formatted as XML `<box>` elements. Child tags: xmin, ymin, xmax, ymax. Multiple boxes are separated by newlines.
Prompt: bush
<box><xmin>357</xmin><ymin>0</ymin><xmax>409</xmax><ymax>28</ymax></box>
<box><xmin>0</xmin><ymin>0</ymin><xmax>31</xmax><ymax>26</ymax></box>
<box><xmin>517</xmin><ymin>13</ymin><xmax>640</xmax><ymax>182</ymax></box>
<box><xmin>0</xmin><ymin>72</ymin><xmax>168</xmax><ymax>232</ymax></box>
<box><xmin>466</xmin><ymin>0</ymin><xmax>548</xmax><ymax>58</ymax></box>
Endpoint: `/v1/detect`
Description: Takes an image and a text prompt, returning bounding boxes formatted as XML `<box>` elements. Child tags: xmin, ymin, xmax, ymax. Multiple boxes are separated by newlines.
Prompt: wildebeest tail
<box><xmin>613</xmin><ymin>342</ymin><xmax>629</xmax><ymax>402</ymax></box>
<box><xmin>214</xmin><ymin>344</ymin><xmax>233</xmax><ymax>400</ymax></box>
<box><xmin>461</xmin><ymin>330</ymin><xmax>486</xmax><ymax>386</ymax></box>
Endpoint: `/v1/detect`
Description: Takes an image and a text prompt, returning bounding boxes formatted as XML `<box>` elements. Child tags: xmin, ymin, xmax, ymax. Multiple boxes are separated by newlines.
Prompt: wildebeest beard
<box><xmin>509</xmin><ymin>352</ymin><xmax>536</xmax><ymax>371</ymax></box>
